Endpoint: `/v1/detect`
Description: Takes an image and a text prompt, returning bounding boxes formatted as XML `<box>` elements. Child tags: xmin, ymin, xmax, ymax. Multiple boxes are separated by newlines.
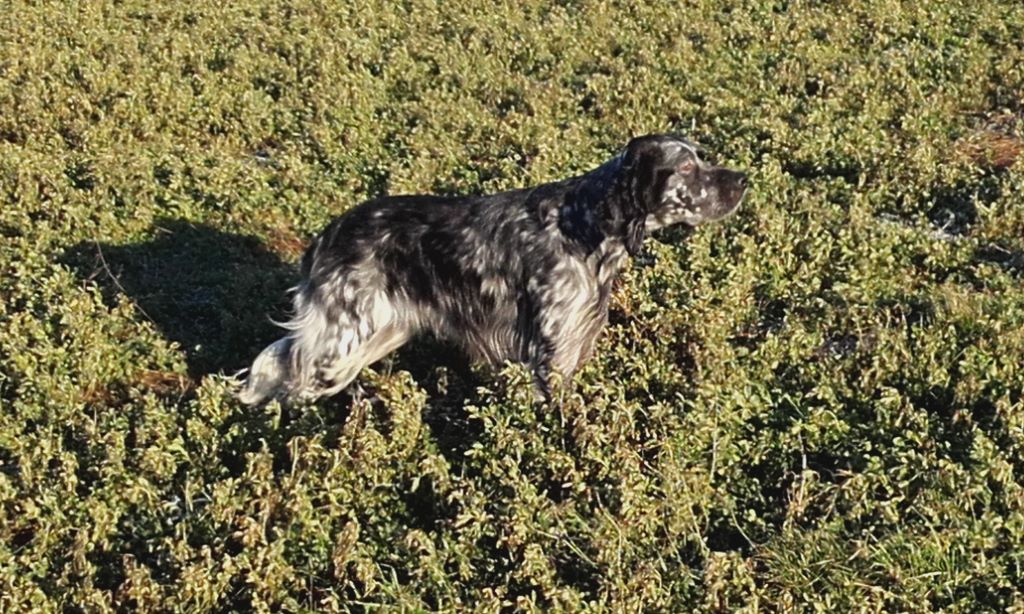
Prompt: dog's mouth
<box><xmin>710</xmin><ymin>171</ymin><xmax>748</xmax><ymax>221</ymax></box>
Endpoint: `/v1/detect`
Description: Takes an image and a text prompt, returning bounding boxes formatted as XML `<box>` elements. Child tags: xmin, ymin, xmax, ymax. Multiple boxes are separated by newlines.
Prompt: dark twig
<box><xmin>91</xmin><ymin>237</ymin><xmax>157</xmax><ymax>325</ymax></box>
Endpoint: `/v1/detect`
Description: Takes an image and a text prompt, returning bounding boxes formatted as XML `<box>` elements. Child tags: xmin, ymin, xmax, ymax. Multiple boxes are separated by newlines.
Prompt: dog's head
<box><xmin>615</xmin><ymin>134</ymin><xmax>747</xmax><ymax>254</ymax></box>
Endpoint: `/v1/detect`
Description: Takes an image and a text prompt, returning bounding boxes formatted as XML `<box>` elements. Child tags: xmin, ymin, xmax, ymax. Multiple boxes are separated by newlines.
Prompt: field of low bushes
<box><xmin>2</xmin><ymin>1</ymin><xmax>1024</xmax><ymax>610</ymax></box>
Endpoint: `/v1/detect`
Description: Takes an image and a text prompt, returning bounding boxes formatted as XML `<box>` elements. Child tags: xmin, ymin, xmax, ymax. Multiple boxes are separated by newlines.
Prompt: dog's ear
<box><xmin>623</xmin><ymin>136</ymin><xmax>669</xmax><ymax>206</ymax></box>
<box><xmin>619</xmin><ymin>136</ymin><xmax>670</xmax><ymax>256</ymax></box>
<box><xmin>624</xmin><ymin>216</ymin><xmax>646</xmax><ymax>256</ymax></box>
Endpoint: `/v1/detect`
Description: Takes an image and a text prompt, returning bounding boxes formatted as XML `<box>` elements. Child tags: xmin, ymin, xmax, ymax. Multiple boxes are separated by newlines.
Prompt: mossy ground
<box><xmin>2</xmin><ymin>1</ymin><xmax>1024</xmax><ymax>611</ymax></box>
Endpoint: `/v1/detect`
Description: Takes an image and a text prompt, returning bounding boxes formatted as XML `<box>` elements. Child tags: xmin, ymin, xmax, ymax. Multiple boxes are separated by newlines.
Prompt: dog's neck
<box><xmin>579</xmin><ymin>152</ymin><xmax>625</xmax><ymax>201</ymax></box>
<box><xmin>557</xmin><ymin>154</ymin><xmax>628</xmax><ymax>253</ymax></box>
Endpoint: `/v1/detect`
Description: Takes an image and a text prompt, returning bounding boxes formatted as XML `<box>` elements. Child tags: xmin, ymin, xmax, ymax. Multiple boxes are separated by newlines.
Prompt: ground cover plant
<box><xmin>2</xmin><ymin>0</ymin><xmax>1024</xmax><ymax>611</ymax></box>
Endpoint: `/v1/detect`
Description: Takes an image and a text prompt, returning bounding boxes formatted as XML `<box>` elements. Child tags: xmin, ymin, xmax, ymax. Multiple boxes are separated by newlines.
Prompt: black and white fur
<box><xmin>239</xmin><ymin>134</ymin><xmax>747</xmax><ymax>405</ymax></box>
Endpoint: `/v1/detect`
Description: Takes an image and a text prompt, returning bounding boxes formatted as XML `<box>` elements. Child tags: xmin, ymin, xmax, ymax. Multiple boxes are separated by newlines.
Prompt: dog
<box><xmin>238</xmin><ymin>134</ymin><xmax>747</xmax><ymax>405</ymax></box>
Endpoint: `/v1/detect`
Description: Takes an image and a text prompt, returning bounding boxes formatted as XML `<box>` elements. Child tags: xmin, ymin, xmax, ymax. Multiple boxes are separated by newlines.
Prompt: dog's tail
<box><xmin>237</xmin><ymin>336</ymin><xmax>293</xmax><ymax>405</ymax></box>
<box><xmin>237</xmin><ymin>284</ymin><xmax>333</xmax><ymax>407</ymax></box>
<box><xmin>238</xmin><ymin>282</ymin><xmax>323</xmax><ymax>406</ymax></box>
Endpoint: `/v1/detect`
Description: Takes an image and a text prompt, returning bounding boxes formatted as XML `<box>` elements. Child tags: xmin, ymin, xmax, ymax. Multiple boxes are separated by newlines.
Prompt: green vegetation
<box><xmin>2</xmin><ymin>1</ymin><xmax>1024</xmax><ymax>610</ymax></box>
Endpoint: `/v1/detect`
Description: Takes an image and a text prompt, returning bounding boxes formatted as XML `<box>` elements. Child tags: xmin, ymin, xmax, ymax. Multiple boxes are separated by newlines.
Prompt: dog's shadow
<box><xmin>61</xmin><ymin>218</ymin><xmax>296</xmax><ymax>377</ymax></box>
<box><xmin>62</xmin><ymin>218</ymin><xmax>481</xmax><ymax>464</ymax></box>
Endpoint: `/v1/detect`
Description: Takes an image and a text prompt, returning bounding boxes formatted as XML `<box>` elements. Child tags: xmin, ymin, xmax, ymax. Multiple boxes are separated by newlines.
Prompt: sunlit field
<box><xmin>2</xmin><ymin>1</ymin><xmax>1024</xmax><ymax>610</ymax></box>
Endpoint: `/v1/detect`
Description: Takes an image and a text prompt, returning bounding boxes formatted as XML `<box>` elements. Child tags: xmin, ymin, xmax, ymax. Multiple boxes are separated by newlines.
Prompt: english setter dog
<box><xmin>239</xmin><ymin>134</ymin><xmax>747</xmax><ymax>405</ymax></box>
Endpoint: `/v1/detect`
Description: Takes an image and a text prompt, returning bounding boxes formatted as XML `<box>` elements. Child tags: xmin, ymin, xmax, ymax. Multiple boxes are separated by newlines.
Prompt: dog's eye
<box><xmin>677</xmin><ymin>160</ymin><xmax>695</xmax><ymax>173</ymax></box>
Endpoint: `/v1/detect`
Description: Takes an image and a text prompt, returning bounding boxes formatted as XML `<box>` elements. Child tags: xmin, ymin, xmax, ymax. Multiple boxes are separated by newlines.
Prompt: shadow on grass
<box><xmin>62</xmin><ymin>217</ymin><xmax>487</xmax><ymax>533</ymax></box>
<box><xmin>62</xmin><ymin>217</ymin><xmax>483</xmax><ymax>458</ymax></box>
<box><xmin>61</xmin><ymin>218</ymin><xmax>297</xmax><ymax>377</ymax></box>
<box><xmin>391</xmin><ymin>337</ymin><xmax>487</xmax><ymax>461</ymax></box>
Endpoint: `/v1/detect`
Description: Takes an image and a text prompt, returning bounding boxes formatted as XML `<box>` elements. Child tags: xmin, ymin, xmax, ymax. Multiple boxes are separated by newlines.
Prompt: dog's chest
<box><xmin>545</xmin><ymin>242</ymin><xmax>626</xmax><ymax>321</ymax></box>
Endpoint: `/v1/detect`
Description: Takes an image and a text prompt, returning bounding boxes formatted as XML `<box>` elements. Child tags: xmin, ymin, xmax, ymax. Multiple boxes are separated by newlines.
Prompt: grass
<box><xmin>2</xmin><ymin>0</ymin><xmax>1024</xmax><ymax>611</ymax></box>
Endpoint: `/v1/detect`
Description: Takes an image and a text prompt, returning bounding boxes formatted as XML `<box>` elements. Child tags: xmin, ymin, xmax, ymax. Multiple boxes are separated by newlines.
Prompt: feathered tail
<box><xmin>237</xmin><ymin>337</ymin><xmax>292</xmax><ymax>405</ymax></box>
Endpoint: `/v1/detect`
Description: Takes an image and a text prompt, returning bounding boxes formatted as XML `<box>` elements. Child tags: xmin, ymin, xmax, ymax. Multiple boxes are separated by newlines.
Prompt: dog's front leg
<box><xmin>526</xmin><ymin>334</ymin><xmax>557</xmax><ymax>403</ymax></box>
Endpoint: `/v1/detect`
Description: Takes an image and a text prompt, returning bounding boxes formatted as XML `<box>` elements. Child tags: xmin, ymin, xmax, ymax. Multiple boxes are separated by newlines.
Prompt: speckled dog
<box><xmin>239</xmin><ymin>134</ymin><xmax>748</xmax><ymax>405</ymax></box>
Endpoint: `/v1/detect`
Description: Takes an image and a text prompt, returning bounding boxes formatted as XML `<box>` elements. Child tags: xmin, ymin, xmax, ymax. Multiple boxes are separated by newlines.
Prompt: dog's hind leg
<box><xmin>309</xmin><ymin>321</ymin><xmax>412</xmax><ymax>399</ymax></box>
<box><xmin>241</xmin><ymin>283</ymin><xmax>417</xmax><ymax>404</ymax></box>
